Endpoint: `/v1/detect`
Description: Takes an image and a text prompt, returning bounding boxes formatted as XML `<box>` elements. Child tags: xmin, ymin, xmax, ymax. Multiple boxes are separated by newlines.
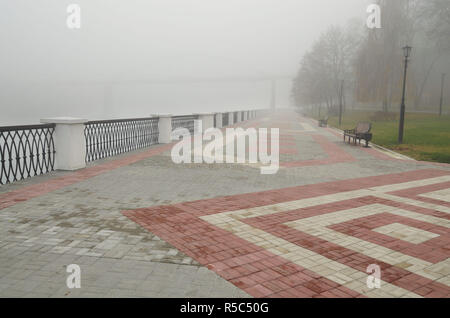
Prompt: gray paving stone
<box><xmin>0</xmin><ymin>112</ymin><xmax>448</xmax><ymax>297</ymax></box>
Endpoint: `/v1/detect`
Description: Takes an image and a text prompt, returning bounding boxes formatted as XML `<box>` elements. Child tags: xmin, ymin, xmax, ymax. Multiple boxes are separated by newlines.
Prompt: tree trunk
<box><xmin>414</xmin><ymin>53</ymin><xmax>441</xmax><ymax>109</ymax></box>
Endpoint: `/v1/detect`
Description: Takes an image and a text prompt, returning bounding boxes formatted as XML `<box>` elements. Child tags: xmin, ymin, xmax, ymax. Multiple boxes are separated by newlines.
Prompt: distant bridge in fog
<box><xmin>86</xmin><ymin>75</ymin><xmax>295</xmax><ymax>111</ymax></box>
<box><xmin>6</xmin><ymin>74</ymin><xmax>295</xmax><ymax>112</ymax></box>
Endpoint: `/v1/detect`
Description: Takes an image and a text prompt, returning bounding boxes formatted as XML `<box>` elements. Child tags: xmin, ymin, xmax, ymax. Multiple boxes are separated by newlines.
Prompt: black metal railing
<box><xmin>171</xmin><ymin>115</ymin><xmax>198</xmax><ymax>134</ymax></box>
<box><xmin>222</xmin><ymin>113</ymin><xmax>229</xmax><ymax>127</ymax></box>
<box><xmin>0</xmin><ymin>124</ymin><xmax>56</xmax><ymax>185</ymax></box>
<box><xmin>84</xmin><ymin>117</ymin><xmax>159</xmax><ymax>163</ymax></box>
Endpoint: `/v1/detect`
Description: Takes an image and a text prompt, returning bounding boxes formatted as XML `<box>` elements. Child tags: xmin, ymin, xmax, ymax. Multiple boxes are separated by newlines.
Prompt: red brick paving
<box><xmin>329</xmin><ymin>212</ymin><xmax>448</xmax><ymax>263</ymax></box>
<box><xmin>123</xmin><ymin>169</ymin><xmax>450</xmax><ymax>298</ymax></box>
<box><xmin>281</xmin><ymin>134</ymin><xmax>355</xmax><ymax>167</ymax></box>
<box><xmin>244</xmin><ymin>204</ymin><xmax>449</xmax><ymax>297</ymax></box>
<box><xmin>170</xmin><ymin>169</ymin><xmax>449</xmax><ymax>216</ymax></box>
<box><xmin>0</xmin><ymin>143</ymin><xmax>173</xmax><ymax>211</ymax></box>
<box><xmin>389</xmin><ymin>181</ymin><xmax>450</xmax><ymax>208</ymax></box>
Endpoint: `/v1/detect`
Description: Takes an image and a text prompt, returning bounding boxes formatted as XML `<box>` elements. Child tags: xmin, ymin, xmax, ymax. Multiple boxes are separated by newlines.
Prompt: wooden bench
<box><xmin>344</xmin><ymin>122</ymin><xmax>373</xmax><ymax>147</ymax></box>
<box><xmin>318</xmin><ymin>117</ymin><xmax>328</xmax><ymax>127</ymax></box>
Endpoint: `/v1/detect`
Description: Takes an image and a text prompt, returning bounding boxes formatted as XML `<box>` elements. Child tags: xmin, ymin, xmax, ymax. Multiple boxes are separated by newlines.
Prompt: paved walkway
<box><xmin>0</xmin><ymin>110</ymin><xmax>449</xmax><ymax>297</ymax></box>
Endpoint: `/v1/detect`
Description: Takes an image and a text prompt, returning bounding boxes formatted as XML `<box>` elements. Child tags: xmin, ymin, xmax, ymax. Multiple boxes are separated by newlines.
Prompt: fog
<box><xmin>0</xmin><ymin>0</ymin><xmax>367</xmax><ymax>125</ymax></box>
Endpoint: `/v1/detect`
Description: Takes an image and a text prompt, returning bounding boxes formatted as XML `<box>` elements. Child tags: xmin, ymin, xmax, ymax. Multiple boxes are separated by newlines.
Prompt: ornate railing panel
<box><xmin>171</xmin><ymin>115</ymin><xmax>198</xmax><ymax>134</ymax></box>
<box><xmin>84</xmin><ymin>117</ymin><xmax>159</xmax><ymax>163</ymax></box>
<box><xmin>0</xmin><ymin>124</ymin><xmax>56</xmax><ymax>185</ymax></box>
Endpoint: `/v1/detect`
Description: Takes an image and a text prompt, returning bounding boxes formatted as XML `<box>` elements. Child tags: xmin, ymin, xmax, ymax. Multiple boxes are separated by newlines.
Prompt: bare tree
<box><xmin>294</xmin><ymin>0</ymin><xmax>450</xmax><ymax>115</ymax></box>
<box><xmin>292</xmin><ymin>23</ymin><xmax>361</xmax><ymax>115</ymax></box>
<box><xmin>412</xmin><ymin>0</ymin><xmax>450</xmax><ymax>108</ymax></box>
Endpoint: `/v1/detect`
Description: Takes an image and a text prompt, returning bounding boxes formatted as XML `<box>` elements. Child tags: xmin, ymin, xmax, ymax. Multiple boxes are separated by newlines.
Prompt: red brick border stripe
<box><xmin>389</xmin><ymin>181</ymin><xmax>450</xmax><ymax>208</ymax></box>
<box><xmin>0</xmin><ymin>143</ymin><xmax>173</xmax><ymax>211</ymax></box>
<box><xmin>172</xmin><ymin>169</ymin><xmax>450</xmax><ymax>217</ymax></box>
<box><xmin>281</xmin><ymin>134</ymin><xmax>355</xmax><ymax>168</ymax></box>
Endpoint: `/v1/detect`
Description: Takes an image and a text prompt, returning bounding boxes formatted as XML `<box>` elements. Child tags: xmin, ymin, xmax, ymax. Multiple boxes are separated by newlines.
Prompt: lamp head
<box><xmin>403</xmin><ymin>45</ymin><xmax>412</xmax><ymax>59</ymax></box>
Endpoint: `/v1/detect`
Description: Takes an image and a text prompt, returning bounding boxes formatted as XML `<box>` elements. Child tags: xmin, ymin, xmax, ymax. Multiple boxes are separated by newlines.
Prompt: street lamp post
<box><xmin>270</xmin><ymin>79</ymin><xmax>276</xmax><ymax>110</ymax></box>
<box><xmin>339</xmin><ymin>79</ymin><xmax>344</xmax><ymax>126</ymax></box>
<box><xmin>398</xmin><ymin>45</ymin><xmax>412</xmax><ymax>144</ymax></box>
<box><xmin>439</xmin><ymin>73</ymin><xmax>446</xmax><ymax>117</ymax></box>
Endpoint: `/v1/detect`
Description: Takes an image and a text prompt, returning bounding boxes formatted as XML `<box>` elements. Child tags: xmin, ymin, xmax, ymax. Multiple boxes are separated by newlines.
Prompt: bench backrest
<box><xmin>355</xmin><ymin>122</ymin><xmax>371</xmax><ymax>134</ymax></box>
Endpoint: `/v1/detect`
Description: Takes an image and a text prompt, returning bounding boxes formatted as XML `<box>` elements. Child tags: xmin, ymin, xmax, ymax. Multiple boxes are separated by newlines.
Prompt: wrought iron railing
<box><xmin>222</xmin><ymin>113</ymin><xmax>229</xmax><ymax>127</ymax></box>
<box><xmin>171</xmin><ymin>115</ymin><xmax>198</xmax><ymax>134</ymax></box>
<box><xmin>0</xmin><ymin>124</ymin><xmax>56</xmax><ymax>185</ymax></box>
<box><xmin>84</xmin><ymin>117</ymin><xmax>159</xmax><ymax>162</ymax></box>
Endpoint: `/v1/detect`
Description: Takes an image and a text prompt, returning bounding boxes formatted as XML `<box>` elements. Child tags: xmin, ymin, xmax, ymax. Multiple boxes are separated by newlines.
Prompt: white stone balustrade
<box><xmin>40</xmin><ymin>117</ymin><xmax>88</xmax><ymax>171</ymax></box>
<box><xmin>38</xmin><ymin>110</ymin><xmax>264</xmax><ymax>171</ymax></box>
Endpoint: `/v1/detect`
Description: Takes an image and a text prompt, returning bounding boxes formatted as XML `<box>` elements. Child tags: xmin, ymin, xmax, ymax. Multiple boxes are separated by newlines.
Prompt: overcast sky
<box><xmin>0</xmin><ymin>0</ymin><xmax>369</xmax><ymax>124</ymax></box>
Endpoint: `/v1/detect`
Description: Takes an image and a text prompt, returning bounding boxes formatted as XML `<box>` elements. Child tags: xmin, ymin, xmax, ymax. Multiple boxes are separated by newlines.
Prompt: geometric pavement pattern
<box><xmin>124</xmin><ymin>169</ymin><xmax>450</xmax><ymax>298</ymax></box>
<box><xmin>1</xmin><ymin>111</ymin><xmax>449</xmax><ymax>298</ymax></box>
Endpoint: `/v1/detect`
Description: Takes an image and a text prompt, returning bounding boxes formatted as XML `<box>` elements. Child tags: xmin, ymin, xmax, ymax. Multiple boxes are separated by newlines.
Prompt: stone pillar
<box><xmin>215</xmin><ymin>113</ymin><xmax>223</xmax><ymax>128</ymax></box>
<box><xmin>40</xmin><ymin>117</ymin><xmax>88</xmax><ymax>171</ymax></box>
<box><xmin>156</xmin><ymin>114</ymin><xmax>172</xmax><ymax>144</ymax></box>
<box><xmin>243</xmin><ymin>111</ymin><xmax>248</xmax><ymax>121</ymax></box>
<box><xmin>228</xmin><ymin>112</ymin><xmax>234</xmax><ymax>126</ymax></box>
<box><xmin>194</xmin><ymin>113</ymin><xmax>215</xmax><ymax>132</ymax></box>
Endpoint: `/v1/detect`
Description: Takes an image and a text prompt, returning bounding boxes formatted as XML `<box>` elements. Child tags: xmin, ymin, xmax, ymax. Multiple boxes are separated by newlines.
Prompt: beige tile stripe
<box><xmin>420</xmin><ymin>188</ymin><xmax>450</xmax><ymax>202</ymax></box>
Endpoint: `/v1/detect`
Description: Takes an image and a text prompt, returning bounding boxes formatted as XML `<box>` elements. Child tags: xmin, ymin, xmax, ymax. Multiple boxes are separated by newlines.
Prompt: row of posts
<box><xmin>40</xmin><ymin>110</ymin><xmax>261</xmax><ymax>172</ymax></box>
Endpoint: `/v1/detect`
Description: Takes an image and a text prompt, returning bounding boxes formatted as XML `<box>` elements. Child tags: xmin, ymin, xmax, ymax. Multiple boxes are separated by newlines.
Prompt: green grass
<box><xmin>311</xmin><ymin>110</ymin><xmax>450</xmax><ymax>163</ymax></box>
